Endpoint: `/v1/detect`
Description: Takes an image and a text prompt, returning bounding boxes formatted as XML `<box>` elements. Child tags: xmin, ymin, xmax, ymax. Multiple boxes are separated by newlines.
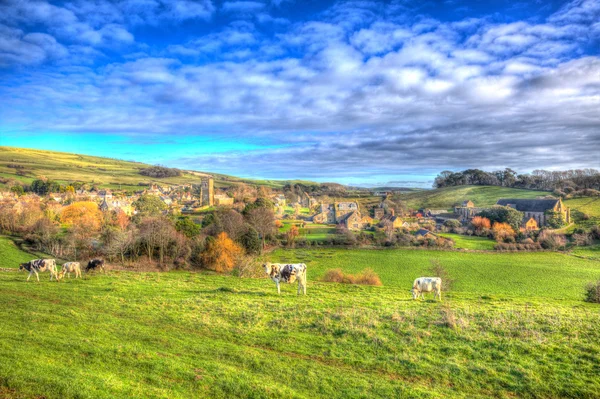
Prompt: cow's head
<box><xmin>18</xmin><ymin>263</ymin><xmax>26</xmax><ymax>271</ymax></box>
<box><xmin>263</xmin><ymin>263</ymin><xmax>272</xmax><ymax>276</ymax></box>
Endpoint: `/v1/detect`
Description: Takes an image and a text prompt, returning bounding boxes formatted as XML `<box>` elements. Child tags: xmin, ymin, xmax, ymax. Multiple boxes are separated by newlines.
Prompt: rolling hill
<box><xmin>399</xmin><ymin>185</ymin><xmax>552</xmax><ymax>210</ymax></box>
<box><xmin>0</xmin><ymin>147</ymin><xmax>318</xmax><ymax>191</ymax></box>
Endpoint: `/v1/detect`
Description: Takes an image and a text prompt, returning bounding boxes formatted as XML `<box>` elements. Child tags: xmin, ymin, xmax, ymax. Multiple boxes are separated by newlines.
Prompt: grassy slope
<box><xmin>0</xmin><ymin>147</ymin><xmax>315</xmax><ymax>190</ymax></box>
<box><xmin>400</xmin><ymin>185</ymin><xmax>550</xmax><ymax>210</ymax></box>
<box><xmin>0</xmin><ymin>236</ymin><xmax>54</xmax><ymax>268</ymax></box>
<box><xmin>1</xmin><ymin>240</ymin><xmax>600</xmax><ymax>398</ymax></box>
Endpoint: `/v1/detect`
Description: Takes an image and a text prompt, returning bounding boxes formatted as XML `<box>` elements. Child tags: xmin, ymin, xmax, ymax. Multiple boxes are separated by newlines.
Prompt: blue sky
<box><xmin>1</xmin><ymin>0</ymin><xmax>599</xmax><ymax>187</ymax></box>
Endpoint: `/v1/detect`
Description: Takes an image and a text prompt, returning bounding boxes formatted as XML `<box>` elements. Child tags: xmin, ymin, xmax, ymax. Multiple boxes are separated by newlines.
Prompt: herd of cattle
<box><xmin>263</xmin><ymin>262</ymin><xmax>442</xmax><ymax>300</ymax></box>
<box><xmin>17</xmin><ymin>259</ymin><xmax>442</xmax><ymax>300</ymax></box>
<box><xmin>18</xmin><ymin>258</ymin><xmax>105</xmax><ymax>282</ymax></box>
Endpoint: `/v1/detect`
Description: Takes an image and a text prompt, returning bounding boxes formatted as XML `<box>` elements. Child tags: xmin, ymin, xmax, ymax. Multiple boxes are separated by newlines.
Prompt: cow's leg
<box><xmin>276</xmin><ymin>281</ymin><xmax>280</xmax><ymax>295</ymax></box>
<box><xmin>35</xmin><ymin>270</ymin><xmax>40</xmax><ymax>282</ymax></box>
<box><xmin>27</xmin><ymin>271</ymin><xmax>32</xmax><ymax>282</ymax></box>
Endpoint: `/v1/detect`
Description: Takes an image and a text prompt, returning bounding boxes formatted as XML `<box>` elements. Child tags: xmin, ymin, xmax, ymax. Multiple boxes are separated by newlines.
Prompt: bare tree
<box><xmin>246</xmin><ymin>207</ymin><xmax>275</xmax><ymax>251</ymax></box>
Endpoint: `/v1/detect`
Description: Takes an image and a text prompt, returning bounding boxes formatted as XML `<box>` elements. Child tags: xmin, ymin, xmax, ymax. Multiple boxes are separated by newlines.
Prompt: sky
<box><xmin>0</xmin><ymin>0</ymin><xmax>599</xmax><ymax>187</ymax></box>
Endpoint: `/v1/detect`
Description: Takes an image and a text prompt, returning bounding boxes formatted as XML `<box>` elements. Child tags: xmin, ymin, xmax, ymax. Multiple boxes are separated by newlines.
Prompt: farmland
<box><xmin>1</xmin><ymin>237</ymin><xmax>600</xmax><ymax>399</ymax></box>
<box><xmin>0</xmin><ymin>147</ymin><xmax>317</xmax><ymax>190</ymax></box>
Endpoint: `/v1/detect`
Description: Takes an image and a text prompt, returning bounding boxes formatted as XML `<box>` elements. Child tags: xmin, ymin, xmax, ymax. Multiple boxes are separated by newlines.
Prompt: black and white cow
<box><xmin>85</xmin><ymin>259</ymin><xmax>105</xmax><ymax>273</ymax></box>
<box><xmin>263</xmin><ymin>262</ymin><xmax>307</xmax><ymax>295</ymax></box>
<box><xmin>18</xmin><ymin>259</ymin><xmax>58</xmax><ymax>282</ymax></box>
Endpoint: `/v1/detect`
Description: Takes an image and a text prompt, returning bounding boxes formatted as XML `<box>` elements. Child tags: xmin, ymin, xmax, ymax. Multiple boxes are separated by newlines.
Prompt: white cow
<box><xmin>412</xmin><ymin>277</ymin><xmax>442</xmax><ymax>301</ymax></box>
<box><xmin>263</xmin><ymin>262</ymin><xmax>307</xmax><ymax>295</ymax></box>
<box><xmin>59</xmin><ymin>262</ymin><xmax>82</xmax><ymax>280</ymax></box>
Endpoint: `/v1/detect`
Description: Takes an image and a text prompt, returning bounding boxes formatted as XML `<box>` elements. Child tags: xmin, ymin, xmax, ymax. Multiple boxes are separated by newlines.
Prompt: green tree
<box><xmin>240</xmin><ymin>226</ymin><xmax>261</xmax><ymax>254</ymax></box>
<box><xmin>545</xmin><ymin>211</ymin><xmax>566</xmax><ymax>229</ymax></box>
<box><xmin>10</xmin><ymin>185</ymin><xmax>24</xmax><ymax>196</ymax></box>
<box><xmin>175</xmin><ymin>217</ymin><xmax>201</xmax><ymax>238</ymax></box>
<box><xmin>242</xmin><ymin>197</ymin><xmax>274</xmax><ymax>215</ymax></box>
<box><xmin>132</xmin><ymin>195</ymin><xmax>167</xmax><ymax>217</ymax></box>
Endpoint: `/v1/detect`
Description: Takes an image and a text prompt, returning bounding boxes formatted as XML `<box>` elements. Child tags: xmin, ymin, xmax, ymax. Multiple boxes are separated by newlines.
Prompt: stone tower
<box><xmin>200</xmin><ymin>176</ymin><xmax>214</xmax><ymax>207</ymax></box>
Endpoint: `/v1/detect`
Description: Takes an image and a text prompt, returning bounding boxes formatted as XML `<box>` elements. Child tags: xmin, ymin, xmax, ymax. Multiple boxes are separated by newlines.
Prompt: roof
<box><xmin>416</xmin><ymin>229</ymin><xmax>436</xmax><ymax>237</ymax></box>
<box><xmin>496</xmin><ymin>198</ymin><xmax>560</xmax><ymax>213</ymax></box>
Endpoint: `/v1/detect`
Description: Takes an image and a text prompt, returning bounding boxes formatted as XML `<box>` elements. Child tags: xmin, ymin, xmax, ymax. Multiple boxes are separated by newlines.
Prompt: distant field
<box><xmin>400</xmin><ymin>185</ymin><xmax>550</xmax><ymax>210</ymax></box>
<box><xmin>0</xmin><ymin>147</ymin><xmax>315</xmax><ymax>190</ymax></box>
<box><xmin>564</xmin><ymin>197</ymin><xmax>600</xmax><ymax>228</ymax></box>
<box><xmin>1</xmin><ymin>243</ymin><xmax>600</xmax><ymax>398</ymax></box>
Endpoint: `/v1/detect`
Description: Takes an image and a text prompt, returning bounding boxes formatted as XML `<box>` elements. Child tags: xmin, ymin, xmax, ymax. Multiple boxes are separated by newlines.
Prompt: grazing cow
<box><xmin>18</xmin><ymin>259</ymin><xmax>58</xmax><ymax>282</ymax></box>
<box><xmin>85</xmin><ymin>259</ymin><xmax>105</xmax><ymax>273</ymax></box>
<box><xmin>59</xmin><ymin>262</ymin><xmax>82</xmax><ymax>280</ymax></box>
<box><xmin>412</xmin><ymin>277</ymin><xmax>442</xmax><ymax>301</ymax></box>
<box><xmin>263</xmin><ymin>262</ymin><xmax>307</xmax><ymax>295</ymax></box>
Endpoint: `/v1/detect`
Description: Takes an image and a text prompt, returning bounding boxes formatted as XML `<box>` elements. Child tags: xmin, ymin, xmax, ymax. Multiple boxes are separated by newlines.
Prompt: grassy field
<box><xmin>437</xmin><ymin>233</ymin><xmax>497</xmax><ymax>250</ymax></box>
<box><xmin>2</xmin><ymin>238</ymin><xmax>600</xmax><ymax>398</ymax></box>
<box><xmin>400</xmin><ymin>185</ymin><xmax>550</xmax><ymax>210</ymax></box>
<box><xmin>0</xmin><ymin>147</ymin><xmax>315</xmax><ymax>190</ymax></box>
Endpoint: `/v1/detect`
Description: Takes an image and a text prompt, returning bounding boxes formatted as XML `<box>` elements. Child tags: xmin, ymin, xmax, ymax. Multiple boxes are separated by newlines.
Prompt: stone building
<box><xmin>312</xmin><ymin>201</ymin><xmax>365</xmax><ymax>229</ymax></box>
<box><xmin>199</xmin><ymin>176</ymin><xmax>214</xmax><ymax>207</ymax></box>
<box><xmin>454</xmin><ymin>200</ymin><xmax>484</xmax><ymax>221</ymax></box>
<box><xmin>214</xmin><ymin>194</ymin><xmax>234</xmax><ymax>206</ymax></box>
<box><xmin>496</xmin><ymin>198</ymin><xmax>570</xmax><ymax>227</ymax></box>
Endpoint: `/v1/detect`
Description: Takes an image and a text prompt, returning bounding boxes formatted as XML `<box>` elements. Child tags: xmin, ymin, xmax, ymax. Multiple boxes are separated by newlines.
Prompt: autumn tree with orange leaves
<box><xmin>492</xmin><ymin>222</ymin><xmax>515</xmax><ymax>241</ymax></box>
<box><xmin>202</xmin><ymin>232</ymin><xmax>243</xmax><ymax>273</ymax></box>
<box><xmin>61</xmin><ymin>201</ymin><xmax>103</xmax><ymax>232</ymax></box>
<box><xmin>471</xmin><ymin>216</ymin><xmax>491</xmax><ymax>232</ymax></box>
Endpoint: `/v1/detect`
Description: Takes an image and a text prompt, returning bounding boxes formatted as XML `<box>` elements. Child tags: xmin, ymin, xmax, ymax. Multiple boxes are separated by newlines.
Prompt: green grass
<box><xmin>438</xmin><ymin>233</ymin><xmax>497</xmax><ymax>250</ymax></box>
<box><xmin>1</xmin><ymin>244</ymin><xmax>600</xmax><ymax>398</ymax></box>
<box><xmin>564</xmin><ymin>197</ymin><xmax>600</xmax><ymax>229</ymax></box>
<box><xmin>0</xmin><ymin>147</ymin><xmax>317</xmax><ymax>190</ymax></box>
<box><xmin>400</xmin><ymin>185</ymin><xmax>549</xmax><ymax>210</ymax></box>
<box><xmin>0</xmin><ymin>236</ymin><xmax>54</xmax><ymax>268</ymax></box>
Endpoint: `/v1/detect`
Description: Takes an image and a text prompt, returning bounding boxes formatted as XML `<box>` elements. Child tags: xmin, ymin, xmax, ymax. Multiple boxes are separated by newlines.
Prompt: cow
<box><xmin>85</xmin><ymin>259</ymin><xmax>106</xmax><ymax>273</ymax></box>
<box><xmin>411</xmin><ymin>277</ymin><xmax>442</xmax><ymax>301</ymax></box>
<box><xmin>18</xmin><ymin>259</ymin><xmax>58</xmax><ymax>282</ymax></box>
<box><xmin>58</xmin><ymin>262</ymin><xmax>82</xmax><ymax>280</ymax></box>
<box><xmin>263</xmin><ymin>262</ymin><xmax>307</xmax><ymax>295</ymax></box>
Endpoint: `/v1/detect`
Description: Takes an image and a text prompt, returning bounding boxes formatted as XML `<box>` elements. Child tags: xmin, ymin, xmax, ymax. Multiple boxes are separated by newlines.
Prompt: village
<box><xmin>0</xmin><ymin>173</ymin><xmax>575</xmax><ymax>253</ymax></box>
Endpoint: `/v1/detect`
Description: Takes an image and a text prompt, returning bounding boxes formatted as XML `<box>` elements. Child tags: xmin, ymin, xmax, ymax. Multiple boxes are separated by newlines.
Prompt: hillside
<box><xmin>0</xmin><ymin>147</ymin><xmax>318</xmax><ymax>191</ymax></box>
<box><xmin>400</xmin><ymin>185</ymin><xmax>551</xmax><ymax>210</ymax></box>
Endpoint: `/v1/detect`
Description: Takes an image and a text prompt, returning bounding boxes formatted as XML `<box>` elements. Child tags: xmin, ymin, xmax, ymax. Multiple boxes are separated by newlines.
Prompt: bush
<box><xmin>538</xmin><ymin>230</ymin><xmax>567</xmax><ymax>250</ymax></box>
<box><xmin>322</xmin><ymin>268</ymin><xmax>382</xmax><ymax>286</ymax></box>
<box><xmin>427</xmin><ymin>260</ymin><xmax>454</xmax><ymax>291</ymax></box>
<box><xmin>584</xmin><ymin>280</ymin><xmax>600</xmax><ymax>303</ymax></box>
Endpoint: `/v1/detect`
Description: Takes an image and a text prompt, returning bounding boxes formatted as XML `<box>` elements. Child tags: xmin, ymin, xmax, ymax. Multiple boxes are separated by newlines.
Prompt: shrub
<box><xmin>538</xmin><ymin>230</ymin><xmax>567</xmax><ymax>250</ymax></box>
<box><xmin>201</xmin><ymin>232</ymin><xmax>243</xmax><ymax>273</ymax></box>
<box><xmin>584</xmin><ymin>280</ymin><xmax>600</xmax><ymax>303</ymax></box>
<box><xmin>322</xmin><ymin>268</ymin><xmax>382</xmax><ymax>286</ymax></box>
<box><xmin>428</xmin><ymin>260</ymin><xmax>454</xmax><ymax>291</ymax></box>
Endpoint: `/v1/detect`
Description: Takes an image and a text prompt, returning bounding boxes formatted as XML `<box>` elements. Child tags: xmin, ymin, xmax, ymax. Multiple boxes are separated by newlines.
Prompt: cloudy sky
<box><xmin>1</xmin><ymin>0</ymin><xmax>599</xmax><ymax>187</ymax></box>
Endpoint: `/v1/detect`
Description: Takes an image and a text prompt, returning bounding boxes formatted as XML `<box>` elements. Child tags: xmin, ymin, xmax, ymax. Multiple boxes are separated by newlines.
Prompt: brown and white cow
<box><xmin>18</xmin><ymin>259</ymin><xmax>58</xmax><ymax>282</ymax></box>
<box><xmin>411</xmin><ymin>277</ymin><xmax>442</xmax><ymax>301</ymax></box>
<box><xmin>263</xmin><ymin>262</ymin><xmax>307</xmax><ymax>295</ymax></box>
<box><xmin>58</xmin><ymin>262</ymin><xmax>82</xmax><ymax>280</ymax></box>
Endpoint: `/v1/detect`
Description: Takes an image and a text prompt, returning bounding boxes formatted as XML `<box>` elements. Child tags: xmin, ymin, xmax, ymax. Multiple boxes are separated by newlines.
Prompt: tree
<box><xmin>175</xmin><ymin>217</ymin><xmax>201</xmax><ymax>238</ymax></box>
<box><xmin>545</xmin><ymin>211</ymin><xmax>566</xmax><ymax>229</ymax></box>
<box><xmin>477</xmin><ymin>206</ymin><xmax>523</xmax><ymax>231</ymax></box>
<box><xmin>10</xmin><ymin>185</ymin><xmax>24</xmax><ymax>196</ymax></box>
<box><xmin>240</xmin><ymin>226</ymin><xmax>261</xmax><ymax>254</ymax></box>
<box><xmin>138</xmin><ymin>217</ymin><xmax>177</xmax><ymax>264</ymax></box>
<box><xmin>492</xmin><ymin>222</ymin><xmax>515</xmax><ymax>241</ymax></box>
<box><xmin>243</xmin><ymin>197</ymin><xmax>273</xmax><ymax>215</ymax></box>
<box><xmin>286</xmin><ymin>225</ymin><xmax>300</xmax><ymax>248</ymax></box>
<box><xmin>201</xmin><ymin>232</ymin><xmax>243</xmax><ymax>273</ymax></box>
<box><xmin>133</xmin><ymin>195</ymin><xmax>167</xmax><ymax>217</ymax></box>
<box><xmin>61</xmin><ymin>202</ymin><xmax>103</xmax><ymax>232</ymax></box>
<box><xmin>246</xmin><ymin>207</ymin><xmax>275</xmax><ymax>251</ymax></box>
<box><xmin>471</xmin><ymin>216</ymin><xmax>491</xmax><ymax>232</ymax></box>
